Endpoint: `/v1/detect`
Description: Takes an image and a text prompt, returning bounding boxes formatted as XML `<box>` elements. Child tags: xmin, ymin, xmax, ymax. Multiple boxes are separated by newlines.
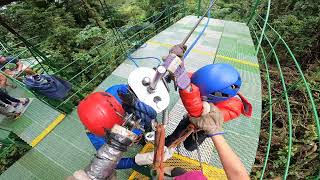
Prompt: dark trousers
<box><xmin>0</xmin><ymin>90</ymin><xmax>20</xmax><ymax>105</ymax></box>
<box><xmin>165</xmin><ymin>116</ymin><xmax>207</xmax><ymax>151</ymax></box>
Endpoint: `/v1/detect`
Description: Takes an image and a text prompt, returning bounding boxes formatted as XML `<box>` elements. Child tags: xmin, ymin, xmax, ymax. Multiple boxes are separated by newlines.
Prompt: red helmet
<box><xmin>77</xmin><ymin>92</ymin><xmax>125</xmax><ymax>136</ymax></box>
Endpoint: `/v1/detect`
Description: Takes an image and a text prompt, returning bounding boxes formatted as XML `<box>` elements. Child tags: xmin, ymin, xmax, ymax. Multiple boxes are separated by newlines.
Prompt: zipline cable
<box><xmin>183</xmin><ymin>0</ymin><xmax>215</xmax><ymax>59</ymax></box>
<box><xmin>127</xmin><ymin>0</ymin><xmax>215</xmax><ymax>67</ymax></box>
<box><xmin>181</xmin><ymin>0</ymin><xmax>215</xmax><ymax>46</ymax></box>
<box><xmin>127</xmin><ymin>43</ymin><xmax>161</xmax><ymax>67</ymax></box>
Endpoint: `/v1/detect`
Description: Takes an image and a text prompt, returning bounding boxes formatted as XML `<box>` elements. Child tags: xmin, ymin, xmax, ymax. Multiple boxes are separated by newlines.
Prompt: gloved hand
<box><xmin>134</xmin><ymin>146</ymin><xmax>174</xmax><ymax>166</ymax></box>
<box><xmin>169</xmin><ymin>44</ymin><xmax>187</xmax><ymax>59</ymax></box>
<box><xmin>162</xmin><ymin>44</ymin><xmax>190</xmax><ymax>89</ymax></box>
<box><xmin>189</xmin><ymin>102</ymin><xmax>224</xmax><ymax>136</ymax></box>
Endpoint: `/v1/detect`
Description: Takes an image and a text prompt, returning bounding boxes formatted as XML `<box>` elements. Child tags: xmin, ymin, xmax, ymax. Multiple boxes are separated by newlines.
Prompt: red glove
<box><xmin>179</xmin><ymin>83</ymin><xmax>203</xmax><ymax>117</ymax></box>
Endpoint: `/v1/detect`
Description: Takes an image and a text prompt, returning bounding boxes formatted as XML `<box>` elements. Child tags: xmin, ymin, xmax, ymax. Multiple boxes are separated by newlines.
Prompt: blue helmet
<box><xmin>191</xmin><ymin>63</ymin><xmax>241</xmax><ymax>103</ymax></box>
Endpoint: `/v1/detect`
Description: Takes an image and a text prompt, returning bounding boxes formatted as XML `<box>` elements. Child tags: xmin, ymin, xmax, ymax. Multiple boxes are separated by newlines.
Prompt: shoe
<box><xmin>165</xmin><ymin>116</ymin><xmax>190</xmax><ymax>147</ymax></box>
<box><xmin>10</xmin><ymin>84</ymin><xmax>17</xmax><ymax>89</ymax></box>
<box><xmin>183</xmin><ymin>130</ymin><xmax>208</xmax><ymax>151</ymax></box>
<box><xmin>12</xmin><ymin>102</ymin><xmax>19</xmax><ymax>108</ymax></box>
<box><xmin>21</xmin><ymin>98</ymin><xmax>30</xmax><ymax>106</ymax></box>
<box><xmin>12</xmin><ymin>112</ymin><xmax>21</xmax><ymax>119</ymax></box>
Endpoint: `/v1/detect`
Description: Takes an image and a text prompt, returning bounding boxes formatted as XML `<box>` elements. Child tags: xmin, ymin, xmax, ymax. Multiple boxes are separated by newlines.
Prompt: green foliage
<box><xmin>213</xmin><ymin>0</ymin><xmax>251</xmax><ymax>22</ymax></box>
<box><xmin>118</xmin><ymin>3</ymin><xmax>147</xmax><ymax>20</ymax></box>
<box><xmin>0</xmin><ymin>133</ymin><xmax>31</xmax><ymax>173</ymax></box>
<box><xmin>1</xmin><ymin>0</ymin><xmax>186</xmax><ymax>115</ymax></box>
<box><xmin>249</xmin><ymin>0</ymin><xmax>320</xmax><ymax>179</ymax></box>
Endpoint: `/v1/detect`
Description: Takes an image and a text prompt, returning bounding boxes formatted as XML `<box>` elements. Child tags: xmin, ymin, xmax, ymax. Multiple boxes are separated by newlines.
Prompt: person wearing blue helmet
<box><xmin>181</xmin><ymin>63</ymin><xmax>252</xmax><ymax>120</ymax></box>
<box><xmin>165</xmin><ymin>46</ymin><xmax>252</xmax><ymax>151</ymax></box>
<box><xmin>191</xmin><ymin>63</ymin><xmax>242</xmax><ymax>103</ymax></box>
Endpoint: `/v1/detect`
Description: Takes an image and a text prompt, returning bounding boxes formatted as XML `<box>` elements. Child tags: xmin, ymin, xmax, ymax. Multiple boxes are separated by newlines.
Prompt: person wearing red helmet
<box><xmin>74</xmin><ymin>89</ymin><xmax>174</xmax><ymax>180</ymax></box>
<box><xmin>77</xmin><ymin>91</ymin><xmax>125</xmax><ymax>136</ymax></box>
<box><xmin>71</xmin><ymin>102</ymin><xmax>249</xmax><ymax>180</ymax></box>
<box><xmin>78</xmin><ymin>84</ymin><xmax>158</xmax><ymax>136</ymax></box>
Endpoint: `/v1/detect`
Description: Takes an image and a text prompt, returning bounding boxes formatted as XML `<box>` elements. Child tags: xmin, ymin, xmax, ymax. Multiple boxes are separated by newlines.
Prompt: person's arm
<box><xmin>179</xmin><ymin>83</ymin><xmax>203</xmax><ymax>117</ymax></box>
<box><xmin>211</xmin><ymin>135</ymin><xmax>249</xmax><ymax>180</ymax></box>
<box><xmin>189</xmin><ymin>104</ymin><xmax>249</xmax><ymax>180</ymax></box>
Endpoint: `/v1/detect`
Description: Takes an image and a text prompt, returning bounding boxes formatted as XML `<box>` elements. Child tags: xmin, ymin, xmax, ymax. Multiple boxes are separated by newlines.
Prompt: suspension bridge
<box><xmin>0</xmin><ymin>0</ymin><xmax>318</xmax><ymax>179</ymax></box>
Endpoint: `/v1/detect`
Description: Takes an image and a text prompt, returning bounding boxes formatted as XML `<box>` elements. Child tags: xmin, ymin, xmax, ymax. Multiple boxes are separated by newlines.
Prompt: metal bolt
<box><xmin>142</xmin><ymin>77</ymin><xmax>151</xmax><ymax>86</ymax></box>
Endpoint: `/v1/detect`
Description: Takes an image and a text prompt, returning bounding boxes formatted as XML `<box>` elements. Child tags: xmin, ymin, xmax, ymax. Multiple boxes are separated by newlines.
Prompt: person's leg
<box><xmin>165</xmin><ymin>115</ymin><xmax>191</xmax><ymax>147</ymax></box>
<box><xmin>4</xmin><ymin>69</ymin><xmax>14</xmax><ymax>77</ymax></box>
<box><xmin>0</xmin><ymin>101</ymin><xmax>20</xmax><ymax>118</ymax></box>
<box><xmin>0</xmin><ymin>74</ymin><xmax>7</xmax><ymax>88</ymax></box>
<box><xmin>183</xmin><ymin>130</ymin><xmax>207</xmax><ymax>151</ymax></box>
<box><xmin>1</xmin><ymin>74</ymin><xmax>17</xmax><ymax>89</ymax></box>
<box><xmin>0</xmin><ymin>90</ymin><xmax>20</xmax><ymax>104</ymax></box>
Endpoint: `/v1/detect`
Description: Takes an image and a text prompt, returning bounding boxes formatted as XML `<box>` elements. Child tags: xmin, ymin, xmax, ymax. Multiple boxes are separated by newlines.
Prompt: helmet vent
<box><xmin>210</xmin><ymin>92</ymin><xmax>231</xmax><ymax>97</ymax></box>
<box><xmin>231</xmin><ymin>84</ymin><xmax>239</xmax><ymax>89</ymax></box>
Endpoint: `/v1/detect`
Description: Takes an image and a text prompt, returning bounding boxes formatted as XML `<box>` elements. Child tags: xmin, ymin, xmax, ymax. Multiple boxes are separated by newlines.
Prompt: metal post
<box><xmin>247</xmin><ymin>0</ymin><xmax>261</xmax><ymax>25</ymax></box>
<box><xmin>255</xmin><ymin>0</ymin><xmax>271</xmax><ymax>56</ymax></box>
<box><xmin>148</xmin><ymin>66</ymin><xmax>166</xmax><ymax>92</ymax></box>
<box><xmin>162</xmin><ymin>108</ymin><xmax>169</xmax><ymax>125</ymax></box>
<box><xmin>197</xmin><ymin>0</ymin><xmax>202</xmax><ymax>18</ymax></box>
<box><xmin>182</xmin><ymin>0</ymin><xmax>186</xmax><ymax>17</ymax></box>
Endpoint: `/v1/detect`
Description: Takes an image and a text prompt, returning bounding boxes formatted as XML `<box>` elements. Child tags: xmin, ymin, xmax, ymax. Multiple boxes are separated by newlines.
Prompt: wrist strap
<box><xmin>207</xmin><ymin>132</ymin><xmax>225</xmax><ymax>137</ymax></box>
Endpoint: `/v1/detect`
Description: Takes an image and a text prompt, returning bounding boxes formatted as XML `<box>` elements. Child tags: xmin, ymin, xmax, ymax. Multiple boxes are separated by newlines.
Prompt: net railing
<box><xmin>247</xmin><ymin>0</ymin><xmax>319</xmax><ymax>179</ymax></box>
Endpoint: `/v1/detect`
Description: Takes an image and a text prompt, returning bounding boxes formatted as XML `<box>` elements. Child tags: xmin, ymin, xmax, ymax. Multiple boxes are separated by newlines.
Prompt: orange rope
<box><xmin>154</xmin><ymin>124</ymin><xmax>165</xmax><ymax>180</ymax></box>
<box><xmin>169</xmin><ymin>124</ymin><xmax>195</xmax><ymax>148</ymax></box>
<box><xmin>153</xmin><ymin>123</ymin><xmax>197</xmax><ymax>179</ymax></box>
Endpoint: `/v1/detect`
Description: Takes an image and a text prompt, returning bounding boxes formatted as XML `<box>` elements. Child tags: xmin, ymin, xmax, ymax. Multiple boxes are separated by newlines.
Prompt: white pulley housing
<box><xmin>128</xmin><ymin>67</ymin><xmax>170</xmax><ymax>113</ymax></box>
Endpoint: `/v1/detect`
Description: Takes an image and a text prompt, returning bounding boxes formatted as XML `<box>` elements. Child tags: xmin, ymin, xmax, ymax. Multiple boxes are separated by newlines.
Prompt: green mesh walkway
<box><xmin>0</xmin><ymin>85</ymin><xmax>96</xmax><ymax>179</ymax></box>
<box><xmin>0</xmin><ymin>15</ymin><xmax>261</xmax><ymax>179</ymax></box>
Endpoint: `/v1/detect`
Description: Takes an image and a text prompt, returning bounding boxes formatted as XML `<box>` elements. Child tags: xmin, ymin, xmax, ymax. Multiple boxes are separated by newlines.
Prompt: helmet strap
<box><xmin>201</xmin><ymin>96</ymin><xmax>208</xmax><ymax>102</ymax></box>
